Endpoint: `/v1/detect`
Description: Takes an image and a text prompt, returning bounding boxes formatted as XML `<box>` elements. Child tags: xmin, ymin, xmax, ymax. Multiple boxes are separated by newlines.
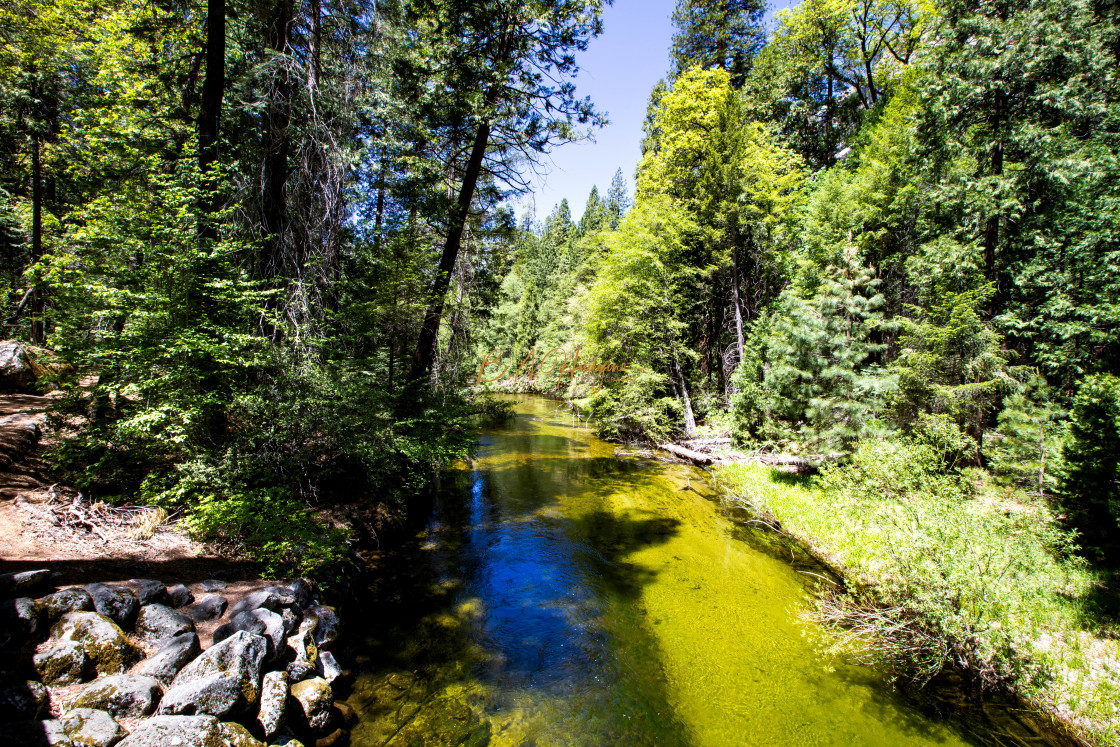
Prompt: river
<box><xmin>341</xmin><ymin>395</ymin><xmax>1054</xmax><ymax>746</ymax></box>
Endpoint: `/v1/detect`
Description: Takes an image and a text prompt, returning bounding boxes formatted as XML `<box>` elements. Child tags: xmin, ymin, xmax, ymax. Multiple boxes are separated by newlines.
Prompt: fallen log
<box><xmin>682</xmin><ymin>437</ymin><xmax>731</xmax><ymax>446</ymax></box>
<box><xmin>658</xmin><ymin>443</ymin><xmax>715</xmax><ymax>465</ymax></box>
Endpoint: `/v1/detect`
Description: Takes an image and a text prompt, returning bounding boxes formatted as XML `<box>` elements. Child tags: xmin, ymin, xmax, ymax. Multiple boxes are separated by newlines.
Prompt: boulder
<box><xmin>135</xmin><ymin>632</ymin><xmax>200</xmax><ymax>686</ymax></box>
<box><xmin>285</xmin><ymin>625</ymin><xmax>318</xmax><ymax>683</ymax></box>
<box><xmin>305</xmin><ymin>607</ymin><xmax>340</xmax><ymax>649</ymax></box>
<box><xmin>158</xmin><ymin>630</ymin><xmax>267</xmax><ymax>719</ymax></box>
<box><xmin>39</xmin><ymin>589</ymin><xmax>95</xmax><ymax>620</ymax></box>
<box><xmin>8</xmin><ymin>719</ymin><xmax>72</xmax><ymax>746</ymax></box>
<box><xmin>0</xmin><ymin>341</ymin><xmax>37</xmax><ymax>392</ymax></box>
<box><xmin>199</xmin><ymin>579</ymin><xmax>227</xmax><ymax>592</ymax></box>
<box><xmin>186</xmin><ymin>594</ymin><xmax>227</xmax><ymax>623</ymax></box>
<box><xmin>219</xmin><ymin>721</ymin><xmax>266</xmax><ymax>747</ymax></box>
<box><xmin>0</xmin><ymin>680</ymin><xmax>50</xmax><ymax>720</ymax></box>
<box><xmin>127</xmin><ymin>580</ymin><xmax>169</xmax><ymax>607</ymax></box>
<box><xmin>315</xmin><ymin>651</ymin><xmax>342</xmax><ymax>684</ymax></box>
<box><xmin>0</xmin><ymin>568</ymin><xmax>53</xmax><ymax>596</ymax></box>
<box><xmin>59</xmin><ymin>708</ymin><xmax>126</xmax><ymax>747</ymax></box>
<box><xmin>229</xmin><ymin>589</ymin><xmax>294</xmax><ymax>619</ymax></box>
<box><xmin>291</xmin><ymin>579</ymin><xmax>315</xmax><ymax>609</ymax></box>
<box><xmin>166</xmin><ymin>584</ymin><xmax>193</xmax><ymax>608</ymax></box>
<box><xmin>83</xmin><ymin>584</ymin><xmax>138</xmax><ymax>627</ymax></box>
<box><xmin>52</xmin><ymin>612</ymin><xmax>142</xmax><ymax>676</ymax></box>
<box><xmin>34</xmin><ymin>642</ymin><xmax>88</xmax><ymax>686</ymax></box>
<box><xmin>256</xmin><ymin>670</ymin><xmax>289</xmax><ymax>739</ymax></box>
<box><xmin>240</xmin><ymin>609</ymin><xmax>285</xmax><ymax>658</ymax></box>
<box><xmin>280</xmin><ymin>606</ymin><xmax>301</xmax><ymax>636</ymax></box>
<box><xmin>71</xmin><ymin>674</ymin><xmax>162</xmax><ymax>719</ymax></box>
<box><xmin>289</xmin><ymin>677</ymin><xmax>333</xmax><ymax>733</ymax></box>
<box><xmin>2</xmin><ymin>595</ymin><xmax>45</xmax><ymax>637</ymax></box>
<box><xmin>116</xmin><ymin>715</ymin><xmax>221</xmax><ymax>747</ymax></box>
<box><xmin>135</xmin><ymin>604</ymin><xmax>194</xmax><ymax>646</ymax></box>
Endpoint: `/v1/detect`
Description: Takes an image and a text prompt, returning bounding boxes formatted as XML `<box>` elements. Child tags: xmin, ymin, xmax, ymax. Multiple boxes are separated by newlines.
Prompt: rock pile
<box><xmin>1</xmin><ymin>570</ymin><xmax>351</xmax><ymax>747</ymax></box>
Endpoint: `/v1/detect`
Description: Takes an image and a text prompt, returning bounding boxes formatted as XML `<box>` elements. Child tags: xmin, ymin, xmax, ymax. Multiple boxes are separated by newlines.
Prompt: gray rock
<box><xmin>71</xmin><ymin>674</ymin><xmax>162</xmax><ymax>719</ymax></box>
<box><xmin>284</xmin><ymin>625</ymin><xmax>318</xmax><ymax>683</ymax></box>
<box><xmin>3</xmin><ymin>595</ymin><xmax>44</xmax><ymax>637</ymax></box>
<box><xmin>166</xmin><ymin>584</ymin><xmax>193</xmax><ymax>608</ymax></box>
<box><xmin>34</xmin><ymin>642</ymin><xmax>88</xmax><ymax>686</ymax></box>
<box><xmin>52</xmin><ymin>612</ymin><xmax>142</xmax><ymax>676</ymax></box>
<box><xmin>0</xmin><ymin>568</ymin><xmax>53</xmax><ymax>596</ymax></box>
<box><xmin>0</xmin><ymin>341</ymin><xmax>37</xmax><ymax>392</ymax></box>
<box><xmin>186</xmin><ymin>594</ymin><xmax>227</xmax><ymax>623</ymax></box>
<box><xmin>0</xmin><ymin>680</ymin><xmax>49</xmax><ymax>720</ymax></box>
<box><xmin>289</xmin><ymin>677</ymin><xmax>333</xmax><ymax>732</ymax></box>
<box><xmin>199</xmin><ymin>579</ymin><xmax>227</xmax><ymax>592</ymax></box>
<box><xmin>39</xmin><ymin>589</ymin><xmax>94</xmax><ymax>620</ymax></box>
<box><xmin>59</xmin><ymin>708</ymin><xmax>126</xmax><ymax>747</ymax></box>
<box><xmin>9</xmin><ymin>719</ymin><xmax>73</xmax><ymax>746</ymax></box>
<box><xmin>83</xmin><ymin>584</ymin><xmax>138</xmax><ymax>627</ymax></box>
<box><xmin>256</xmin><ymin>670</ymin><xmax>288</xmax><ymax>739</ymax></box>
<box><xmin>127</xmin><ymin>580</ymin><xmax>169</xmax><ymax>606</ymax></box>
<box><xmin>158</xmin><ymin>630</ymin><xmax>267</xmax><ymax>719</ymax></box>
<box><xmin>135</xmin><ymin>632</ymin><xmax>200</xmax><ymax>686</ymax></box>
<box><xmin>135</xmin><ymin>603</ymin><xmax>194</xmax><ymax>645</ymax></box>
<box><xmin>280</xmin><ymin>606</ymin><xmax>301</xmax><ymax>636</ymax></box>
<box><xmin>245</xmin><ymin>609</ymin><xmax>285</xmax><ymax>657</ymax></box>
<box><xmin>116</xmin><ymin>715</ymin><xmax>220</xmax><ymax>747</ymax></box>
<box><xmin>305</xmin><ymin>606</ymin><xmax>340</xmax><ymax>649</ymax></box>
<box><xmin>229</xmin><ymin>589</ymin><xmax>293</xmax><ymax>619</ymax></box>
<box><xmin>219</xmin><ymin>721</ymin><xmax>265</xmax><ymax>746</ymax></box>
<box><xmin>315</xmin><ymin>651</ymin><xmax>342</xmax><ymax>684</ymax></box>
<box><xmin>290</xmin><ymin>579</ymin><xmax>314</xmax><ymax>608</ymax></box>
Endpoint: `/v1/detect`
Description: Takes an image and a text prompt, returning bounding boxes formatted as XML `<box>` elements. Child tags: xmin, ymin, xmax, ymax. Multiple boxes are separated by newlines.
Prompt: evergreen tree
<box><xmin>669</xmin><ymin>0</ymin><xmax>767</xmax><ymax>87</ymax></box>
<box><xmin>605</xmin><ymin>168</ymin><xmax>631</xmax><ymax>229</ymax></box>
<box><xmin>1061</xmin><ymin>374</ymin><xmax>1120</xmax><ymax>561</ymax></box>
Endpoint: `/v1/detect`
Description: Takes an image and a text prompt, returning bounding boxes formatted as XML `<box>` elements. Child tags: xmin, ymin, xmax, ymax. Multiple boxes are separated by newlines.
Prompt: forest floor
<box><xmin>0</xmin><ymin>390</ymin><xmax>260</xmax><ymax>587</ymax></box>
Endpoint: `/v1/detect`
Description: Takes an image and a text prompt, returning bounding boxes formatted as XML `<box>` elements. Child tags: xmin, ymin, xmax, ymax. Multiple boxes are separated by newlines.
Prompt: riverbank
<box><xmin>716</xmin><ymin>460</ymin><xmax>1120</xmax><ymax>747</ymax></box>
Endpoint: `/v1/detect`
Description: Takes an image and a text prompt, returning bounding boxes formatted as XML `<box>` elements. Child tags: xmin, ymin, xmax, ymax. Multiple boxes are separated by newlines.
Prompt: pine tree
<box><xmin>669</xmin><ymin>0</ymin><xmax>767</xmax><ymax>87</ymax></box>
<box><xmin>605</xmin><ymin>168</ymin><xmax>630</xmax><ymax>229</ymax></box>
<box><xmin>1061</xmin><ymin>374</ymin><xmax>1120</xmax><ymax>560</ymax></box>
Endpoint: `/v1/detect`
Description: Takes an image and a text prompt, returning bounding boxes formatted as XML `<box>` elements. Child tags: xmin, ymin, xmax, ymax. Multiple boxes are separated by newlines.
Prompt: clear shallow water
<box><xmin>343</xmin><ymin>395</ymin><xmax>1046</xmax><ymax>746</ymax></box>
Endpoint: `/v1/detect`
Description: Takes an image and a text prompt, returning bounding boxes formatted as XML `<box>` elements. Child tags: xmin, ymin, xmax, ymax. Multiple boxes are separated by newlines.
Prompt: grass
<box><xmin>717</xmin><ymin>446</ymin><xmax>1120</xmax><ymax>746</ymax></box>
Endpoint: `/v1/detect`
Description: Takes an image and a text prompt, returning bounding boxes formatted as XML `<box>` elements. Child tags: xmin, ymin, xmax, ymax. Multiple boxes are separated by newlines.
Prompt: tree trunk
<box><xmin>263</xmin><ymin>0</ymin><xmax>292</xmax><ymax>282</ymax></box>
<box><xmin>673</xmin><ymin>353</ymin><xmax>697</xmax><ymax>438</ymax></box>
<box><xmin>30</xmin><ymin>133</ymin><xmax>44</xmax><ymax>344</ymax></box>
<box><xmin>409</xmin><ymin>117</ymin><xmax>492</xmax><ymax>382</ymax></box>
<box><xmin>198</xmin><ymin>0</ymin><xmax>225</xmax><ymax>243</ymax></box>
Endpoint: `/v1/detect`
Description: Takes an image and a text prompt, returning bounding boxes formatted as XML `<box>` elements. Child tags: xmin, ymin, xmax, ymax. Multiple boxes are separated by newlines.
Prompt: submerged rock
<box><xmin>289</xmin><ymin>677</ymin><xmax>333</xmax><ymax>732</ymax></box>
<box><xmin>71</xmin><ymin>674</ymin><xmax>162</xmax><ymax>719</ymax></box>
<box><xmin>83</xmin><ymin>585</ymin><xmax>138</xmax><ymax>627</ymax></box>
<box><xmin>34</xmin><ymin>642</ymin><xmax>88</xmax><ymax>686</ymax></box>
<box><xmin>39</xmin><ymin>589</ymin><xmax>94</xmax><ymax>620</ymax></box>
<box><xmin>187</xmin><ymin>594</ymin><xmax>227</xmax><ymax>623</ymax></box>
<box><xmin>158</xmin><ymin>630</ymin><xmax>267</xmax><ymax>719</ymax></box>
<box><xmin>59</xmin><ymin>707</ymin><xmax>127</xmax><ymax>747</ymax></box>
<box><xmin>257</xmin><ymin>670</ymin><xmax>289</xmax><ymax>739</ymax></box>
<box><xmin>392</xmin><ymin>696</ymin><xmax>491</xmax><ymax>747</ymax></box>
<box><xmin>166</xmin><ymin>584</ymin><xmax>193</xmax><ymax>608</ymax></box>
<box><xmin>135</xmin><ymin>603</ymin><xmax>194</xmax><ymax>646</ymax></box>
<box><xmin>135</xmin><ymin>631</ymin><xmax>200</xmax><ymax>686</ymax></box>
<box><xmin>52</xmin><ymin>612</ymin><xmax>142</xmax><ymax>676</ymax></box>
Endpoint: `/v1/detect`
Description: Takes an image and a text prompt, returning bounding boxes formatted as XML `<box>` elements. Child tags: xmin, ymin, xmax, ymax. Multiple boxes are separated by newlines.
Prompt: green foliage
<box><xmin>1061</xmin><ymin>375</ymin><xmax>1120</xmax><ymax>560</ymax></box>
<box><xmin>989</xmin><ymin>374</ymin><xmax>1067</xmax><ymax>495</ymax></box>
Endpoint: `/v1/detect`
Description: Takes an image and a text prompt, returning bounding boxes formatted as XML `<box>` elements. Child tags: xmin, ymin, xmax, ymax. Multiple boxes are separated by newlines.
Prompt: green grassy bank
<box><xmin>716</xmin><ymin>445</ymin><xmax>1120</xmax><ymax>746</ymax></box>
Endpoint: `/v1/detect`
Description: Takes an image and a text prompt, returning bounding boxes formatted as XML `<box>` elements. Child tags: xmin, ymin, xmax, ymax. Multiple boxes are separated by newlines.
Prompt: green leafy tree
<box><xmin>1060</xmin><ymin>375</ymin><xmax>1120</xmax><ymax>561</ymax></box>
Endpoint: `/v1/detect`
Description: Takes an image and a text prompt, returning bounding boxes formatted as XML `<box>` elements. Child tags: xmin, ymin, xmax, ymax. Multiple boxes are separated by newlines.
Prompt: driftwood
<box><xmin>658</xmin><ymin>443</ymin><xmax>715</xmax><ymax>465</ymax></box>
<box><xmin>682</xmin><ymin>437</ymin><xmax>731</xmax><ymax>446</ymax></box>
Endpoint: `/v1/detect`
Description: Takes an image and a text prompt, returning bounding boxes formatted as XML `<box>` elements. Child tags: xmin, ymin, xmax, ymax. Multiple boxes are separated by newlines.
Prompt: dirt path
<box><xmin>0</xmin><ymin>391</ymin><xmax>251</xmax><ymax>586</ymax></box>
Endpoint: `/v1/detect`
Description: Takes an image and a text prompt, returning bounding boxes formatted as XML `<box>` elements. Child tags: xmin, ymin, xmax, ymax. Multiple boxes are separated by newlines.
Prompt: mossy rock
<box><xmin>52</xmin><ymin>611</ymin><xmax>142</xmax><ymax>676</ymax></box>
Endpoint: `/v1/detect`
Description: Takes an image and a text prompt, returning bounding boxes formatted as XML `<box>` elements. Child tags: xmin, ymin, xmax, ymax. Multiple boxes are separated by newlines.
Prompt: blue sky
<box><xmin>518</xmin><ymin>0</ymin><xmax>796</xmax><ymax>223</ymax></box>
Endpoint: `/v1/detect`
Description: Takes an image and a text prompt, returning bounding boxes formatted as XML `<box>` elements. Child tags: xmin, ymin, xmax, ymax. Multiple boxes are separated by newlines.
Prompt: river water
<box><xmin>342</xmin><ymin>395</ymin><xmax>1044</xmax><ymax>746</ymax></box>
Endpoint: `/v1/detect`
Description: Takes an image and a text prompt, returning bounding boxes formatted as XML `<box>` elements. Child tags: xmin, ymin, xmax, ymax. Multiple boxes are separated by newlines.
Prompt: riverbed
<box><xmin>342</xmin><ymin>395</ymin><xmax>1042</xmax><ymax>746</ymax></box>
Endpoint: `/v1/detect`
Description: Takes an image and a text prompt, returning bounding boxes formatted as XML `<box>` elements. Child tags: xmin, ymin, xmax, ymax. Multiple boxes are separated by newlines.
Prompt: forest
<box><xmin>2</xmin><ymin>0</ymin><xmax>1119</xmax><ymax>736</ymax></box>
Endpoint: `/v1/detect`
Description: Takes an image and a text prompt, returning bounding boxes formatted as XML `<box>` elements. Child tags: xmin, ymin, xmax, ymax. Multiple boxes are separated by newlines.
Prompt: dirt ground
<box><xmin>0</xmin><ymin>391</ymin><xmax>260</xmax><ymax>588</ymax></box>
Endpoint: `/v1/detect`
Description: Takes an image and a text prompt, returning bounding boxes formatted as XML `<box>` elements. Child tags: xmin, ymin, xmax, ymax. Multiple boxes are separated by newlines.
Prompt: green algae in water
<box><xmin>346</xmin><ymin>395</ymin><xmax>981</xmax><ymax>746</ymax></box>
